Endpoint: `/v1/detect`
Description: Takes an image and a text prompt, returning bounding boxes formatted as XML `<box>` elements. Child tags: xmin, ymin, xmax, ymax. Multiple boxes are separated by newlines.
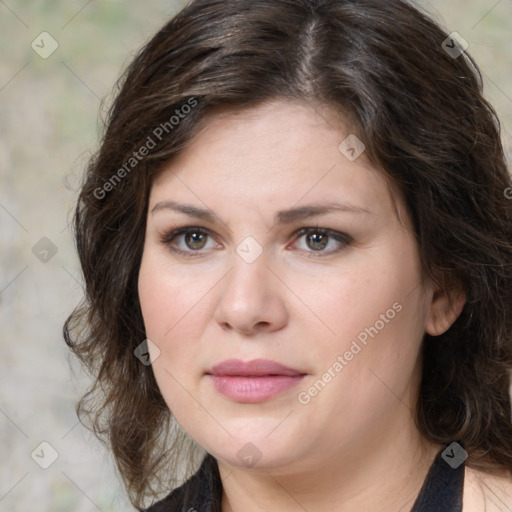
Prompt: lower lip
<box><xmin>208</xmin><ymin>375</ymin><xmax>304</xmax><ymax>403</ymax></box>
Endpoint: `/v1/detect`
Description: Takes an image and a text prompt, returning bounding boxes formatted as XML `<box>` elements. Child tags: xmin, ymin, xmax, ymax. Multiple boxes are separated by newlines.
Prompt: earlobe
<box><xmin>425</xmin><ymin>282</ymin><xmax>466</xmax><ymax>336</ymax></box>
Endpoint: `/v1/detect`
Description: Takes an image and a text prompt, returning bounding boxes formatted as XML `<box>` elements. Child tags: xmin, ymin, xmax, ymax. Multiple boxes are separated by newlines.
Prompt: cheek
<box><xmin>138</xmin><ymin>261</ymin><xmax>167</xmax><ymax>341</ymax></box>
<box><xmin>305</xmin><ymin>239</ymin><xmax>427</xmax><ymax>387</ymax></box>
<box><xmin>311</xmin><ymin>259</ymin><xmax>422</xmax><ymax>352</ymax></box>
<box><xmin>138</xmin><ymin>251</ymin><xmax>205</xmax><ymax>420</ymax></box>
<box><xmin>138</xmin><ymin>248</ymin><xmax>201</xmax><ymax>340</ymax></box>
<box><xmin>137</xmin><ymin>248</ymin><xmax>213</xmax><ymax>386</ymax></box>
<box><xmin>309</xmin><ymin>254</ymin><xmax>426</xmax><ymax>409</ymax></box>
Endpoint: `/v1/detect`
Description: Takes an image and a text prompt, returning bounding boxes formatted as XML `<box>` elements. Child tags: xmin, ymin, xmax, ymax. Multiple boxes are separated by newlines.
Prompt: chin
<box><xmin>206</xmin><ymin>433</ymin><xmax>303</xmax><ymax>472</ymax></box>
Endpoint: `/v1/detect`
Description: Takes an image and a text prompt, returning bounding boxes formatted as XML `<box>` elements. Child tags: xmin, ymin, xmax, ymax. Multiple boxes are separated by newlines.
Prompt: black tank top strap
<box><xmin>410</xmin><ymin>441</ymin><xmax>466</xmax><ymax>512</ymax></box>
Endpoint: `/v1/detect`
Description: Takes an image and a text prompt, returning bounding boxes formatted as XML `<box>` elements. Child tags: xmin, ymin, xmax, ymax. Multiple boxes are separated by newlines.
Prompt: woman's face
<box><xmin>138</xmin><ymin>99</ymin><xmax>441</xmax><ymax>473</ymax></box>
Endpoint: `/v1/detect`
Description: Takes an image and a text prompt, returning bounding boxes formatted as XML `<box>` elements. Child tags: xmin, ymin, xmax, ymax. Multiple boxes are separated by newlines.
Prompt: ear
<box><xmin>425</xmin><ymin>277</ymin><xmax>466</xmax><ymax>336</ymax></box>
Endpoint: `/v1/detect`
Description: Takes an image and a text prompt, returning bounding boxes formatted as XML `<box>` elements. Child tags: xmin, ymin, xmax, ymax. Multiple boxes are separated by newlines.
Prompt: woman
<box><xmin>64</xmin><ymin>0</ymin><xmax>512</xmax><ymax>510</ymax></box>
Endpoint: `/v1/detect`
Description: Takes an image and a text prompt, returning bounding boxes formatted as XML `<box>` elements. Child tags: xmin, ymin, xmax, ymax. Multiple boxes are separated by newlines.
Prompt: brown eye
<box><xmin>305</xmin><ymin>232</ymin><xmax>329</xmax><ymax>251</ymax></box>
<box><xmin>184</xmin><ymin>231</ymin><xmax>208</xmax><ymax>250</ymax></box>
<box><xmin>292</xmin><ymin>228</ymin><xmax>352</xmax><ymax>257</ymax></box>
<box><xmin>161</xmin><ymin>227</ymin><xmax>216</xmax><ymax>257</ymax></box>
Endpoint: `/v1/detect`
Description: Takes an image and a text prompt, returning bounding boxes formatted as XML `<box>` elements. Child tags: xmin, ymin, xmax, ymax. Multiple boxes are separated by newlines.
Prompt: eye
<box><xmin>161</xmin><ymin>226</ymin><xmax>218</xmax><ymax>257</ymax></box>
<box><xmin>160</xmin><ymin>225</ymin><xmax>352</xmax><ymax>258</ymax></box>
<box><xmin>290</xmin><ymin>227</ymin><xmax>351</xmax><ymax>257</ymax></box>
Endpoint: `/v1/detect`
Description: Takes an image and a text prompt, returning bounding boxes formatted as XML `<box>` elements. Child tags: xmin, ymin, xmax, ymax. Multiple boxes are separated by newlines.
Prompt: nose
<box><xmin>212</xmin><ymin>248</ymin><xmax>289</xmax><ymax>336</ymax></box>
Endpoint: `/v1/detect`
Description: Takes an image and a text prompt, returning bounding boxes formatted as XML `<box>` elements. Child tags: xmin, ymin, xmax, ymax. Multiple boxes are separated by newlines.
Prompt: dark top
<box><xmin>144</xmin><ymin>442</ymin><xmax>465</xmax><ymax>512</ymax></box>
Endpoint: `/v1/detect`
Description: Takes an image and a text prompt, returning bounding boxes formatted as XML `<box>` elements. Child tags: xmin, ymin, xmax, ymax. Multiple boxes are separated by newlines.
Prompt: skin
<box><xmin>138</xmin><ymin>99</ymin><xmax>468</xmax><ymax>511</ymax></box>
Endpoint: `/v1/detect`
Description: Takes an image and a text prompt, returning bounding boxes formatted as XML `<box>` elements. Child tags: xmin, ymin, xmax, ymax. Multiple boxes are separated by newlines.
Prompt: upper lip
<box><xmin>207</xmin><ymin>358</ymin><xmax>305</xmax><ymax>377</ymax></box>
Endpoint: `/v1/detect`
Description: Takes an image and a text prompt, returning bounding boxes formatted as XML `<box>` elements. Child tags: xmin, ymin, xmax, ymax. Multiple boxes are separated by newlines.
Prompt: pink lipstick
<box><xmin>206</xmin><ymin>358</ymin><xmax>305</xmax><ymax>403</ymax></box>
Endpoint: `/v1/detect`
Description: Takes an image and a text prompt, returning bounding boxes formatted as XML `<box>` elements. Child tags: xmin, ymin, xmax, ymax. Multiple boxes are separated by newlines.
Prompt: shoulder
<box><xmin>463</xmin><ymin>466</ymin><xmax>512</xmax><ymax>511</ymax></box>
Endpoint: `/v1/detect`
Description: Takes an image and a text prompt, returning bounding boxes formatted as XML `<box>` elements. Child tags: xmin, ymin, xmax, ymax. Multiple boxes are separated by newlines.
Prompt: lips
<box><xmin>206</xmin><ymin>359</ymin><xmax>306</xmax><ymax>403</ymax></box>
<box><xmin>207</xmin><ymin>358</ymin><xmax>304</xmax><ymax>377</ymax></box>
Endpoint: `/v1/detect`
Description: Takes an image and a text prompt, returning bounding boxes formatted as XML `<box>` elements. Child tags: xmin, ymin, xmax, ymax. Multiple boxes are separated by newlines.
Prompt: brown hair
<box><xmin>64</xmin><ymin>0</ymin><xmax>512</xmax><ymax>508</ymax></box>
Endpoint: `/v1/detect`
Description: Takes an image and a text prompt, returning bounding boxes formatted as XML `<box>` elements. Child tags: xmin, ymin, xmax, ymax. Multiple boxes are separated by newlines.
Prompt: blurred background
<box><xmin>1</xmin><ymin>1</ymin><xmax>511</xmax><ymax>511</ymax></box>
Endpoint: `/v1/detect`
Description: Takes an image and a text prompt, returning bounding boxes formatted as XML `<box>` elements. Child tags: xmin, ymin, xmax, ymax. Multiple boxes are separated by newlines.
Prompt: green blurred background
<box><xmin>1</xmin><ymin>1</ymin><xmax>511</xmax><ymax>511</ymax></box>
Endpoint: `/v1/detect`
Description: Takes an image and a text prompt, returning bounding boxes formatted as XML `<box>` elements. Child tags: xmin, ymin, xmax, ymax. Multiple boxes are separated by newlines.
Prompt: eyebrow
<box><xmin>151</xmin><ymin>200</ymin><xmax>372</xmax><ymax>224</ymax></box>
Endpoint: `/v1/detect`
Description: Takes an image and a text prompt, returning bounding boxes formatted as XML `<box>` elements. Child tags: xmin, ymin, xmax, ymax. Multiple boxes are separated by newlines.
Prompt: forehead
<box><xmin>150</xmin><ymin>99</ymin><xmax>397</xmax><ymax>218</ymax></box>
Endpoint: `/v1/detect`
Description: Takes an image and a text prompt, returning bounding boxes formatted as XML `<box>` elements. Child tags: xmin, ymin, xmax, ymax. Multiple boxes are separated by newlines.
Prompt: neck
<box><xmin>218</xmin><ymin>415</ymin><xmax>443</xmax><ymax>512</ymax></box>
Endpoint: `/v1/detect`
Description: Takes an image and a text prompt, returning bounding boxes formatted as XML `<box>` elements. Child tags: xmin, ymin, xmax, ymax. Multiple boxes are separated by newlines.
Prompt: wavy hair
<box><xmin>64</xmin><ymin>0</ymin><xmax>512</xmax><ymax>508</ymax></box>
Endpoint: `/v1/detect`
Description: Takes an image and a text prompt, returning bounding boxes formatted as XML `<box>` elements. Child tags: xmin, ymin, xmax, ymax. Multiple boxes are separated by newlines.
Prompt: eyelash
<box><xmin>160</xmin><ymin>225</ymin><xmax>352</xmax><ymax>258</ymax></box>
